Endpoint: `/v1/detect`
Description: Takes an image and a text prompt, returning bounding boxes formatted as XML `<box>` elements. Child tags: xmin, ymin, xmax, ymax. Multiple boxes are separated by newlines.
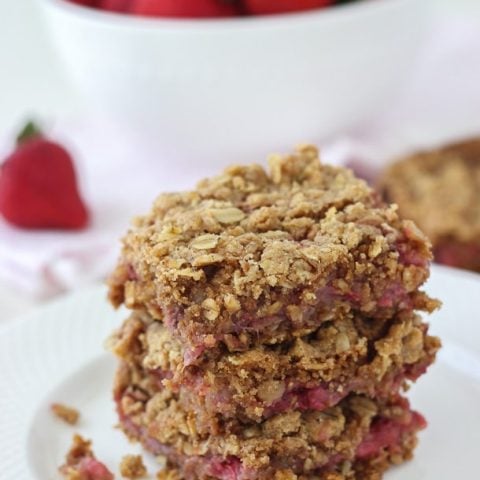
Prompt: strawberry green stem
<box><xmin>16</xmin><ymin>121</ymin><xmax>43</xmax><ymax>145</ymax></box>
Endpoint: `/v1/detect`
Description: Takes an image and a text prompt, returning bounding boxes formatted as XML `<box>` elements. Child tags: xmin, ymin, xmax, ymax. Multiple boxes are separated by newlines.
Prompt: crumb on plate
<box><xmin>120</xmin><ymin>454</ymin><xmax>148</xmax><ymax>478</ymax></box>
<box><xmin>59</xmin><ymin>434</ymin><xmax>114</xmax><ymax>480</ymax></box>
<box><xmin>51</xmin><ymin>403</ymin><xmax>80</xmax><ymax>425</ymax></box>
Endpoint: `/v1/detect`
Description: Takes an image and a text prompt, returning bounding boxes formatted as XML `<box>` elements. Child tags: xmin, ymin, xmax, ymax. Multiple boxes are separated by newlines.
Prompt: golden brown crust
<box><xmin>109</xmin><ymin>146</ymin><xmax>434</xmax><ymax>356</ymax></box>
<box><xmin>51</xmin><ymin>403</ymin><xmax>80</xmax><ymax>425</ymax></box>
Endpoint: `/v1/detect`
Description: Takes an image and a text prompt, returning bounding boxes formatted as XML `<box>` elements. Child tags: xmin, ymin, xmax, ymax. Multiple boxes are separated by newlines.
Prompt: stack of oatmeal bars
<box><xmin>108</xmin><ymin>146</ymin><xmax>440</xmax><ymax>480</ymax></box>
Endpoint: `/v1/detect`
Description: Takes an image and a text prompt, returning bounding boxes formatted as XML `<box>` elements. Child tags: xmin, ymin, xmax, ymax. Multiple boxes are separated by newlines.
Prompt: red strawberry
<box><xmin>130</xmin><ymin>0</ymin><xmax>239</xmax><ymax>18</ymax></box>
<box><xmin>0</xmin><ymin>122</ymin><xmax>89</xmax><ymax>230</ymax></box>
<box><xmin>98</xmin><ymin>0</ymin><xmax>131</xmax><ymax>12</ymax></box>
<box><xmin>244</xmin><ymin>0</ymin><xmax>332</xmax><ymax>15</ymax></box>
<box><xmin>69</xmin><ymin>0</ymin><xmax>98</xmax><ymax>7</ymax></box>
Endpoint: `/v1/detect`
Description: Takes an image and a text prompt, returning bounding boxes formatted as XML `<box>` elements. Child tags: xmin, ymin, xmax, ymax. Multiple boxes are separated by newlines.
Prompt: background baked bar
<box><xmin>378</xmin><ymin>138</ymin><xmax>480</xmax><ymax>272</ymax></box>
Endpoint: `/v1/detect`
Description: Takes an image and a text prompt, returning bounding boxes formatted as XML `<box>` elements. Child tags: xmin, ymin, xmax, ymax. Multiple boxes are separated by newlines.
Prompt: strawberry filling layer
<box><xmin>150</xmin><ymin>359</ymin><xmax>430</xmax><ymax>420</ymax></box>
<box><xmin>356</xmin><ymin>411</ymin><xmax>426</xmax><ymax>459</ymax></box>
<box><xmin>164</xmin><ymin>279</ymin><xmax>421</xmax><ymax>365</ymax></box>
<box><xmin>266</xmin><ymin>384</ymin><xmax>347</xmax><ymax>416</ymax></box>
<box><xmin>76</xmin><ymin>457</ymin><xmax>114</xmax><ymax>480</ymax></box>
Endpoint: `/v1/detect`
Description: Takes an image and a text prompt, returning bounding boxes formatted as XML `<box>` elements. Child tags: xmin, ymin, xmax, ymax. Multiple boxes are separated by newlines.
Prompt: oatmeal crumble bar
<box><xmin>52</xmin><ymin>403</ymin><xmax>80</xmax><ymax>425</ymax></box>
<box><xmin>109</xmin><ymin>145</ymin><xmax>436</xmax><ymax>360</ymax></box>
<box><xmin>120</xmin><ymin>454</ymin><xmax>148</xmax><ymax>478</ymax></box>
<box><xmin>59</xmin><ymin>434</ymin><xmax>114</xmax><ymax>480</ymax></box>
<box><xmin>379</xmin><ymin>138</ymin><xmax>480</xmax><ymax>272</ymax></box>
<box><xmin>108</xmin><ymin>146</ymin><xmax>441</xmax><ymax>480</ymax></box>
<box><xmin>115</xmin><ymin>380</ymin><xmax>424</xmax><ymax>480</ymax></box>
<box><xmin>109</xmin><ymin>310</ymin><xmax>439</xmax><ymax>427</ymax></box>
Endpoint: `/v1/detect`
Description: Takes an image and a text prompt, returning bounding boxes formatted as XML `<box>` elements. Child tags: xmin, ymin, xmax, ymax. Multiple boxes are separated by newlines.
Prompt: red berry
<box><xmin>0</xmin><ymin>123</ymin><xmax>89</xmax><ymax>230</ymax></box>
<box><xmin>130</xmin><ymin>0</ymin><xmax>239</xmax><ymax>18</ymax></box>
<box><xmin>244</xmin><ymin>0</ymin><xmax>332</xmax><ymax>15</ymax></box>
<box><xmin>68</xmin><ymin>0</ymin><xmax>98</xmax><ymax>7</ymax></box>
<box><xmin>98</xmin><ymin>0</ymin><xmax>131</xmax><ymax>12</ymax></box>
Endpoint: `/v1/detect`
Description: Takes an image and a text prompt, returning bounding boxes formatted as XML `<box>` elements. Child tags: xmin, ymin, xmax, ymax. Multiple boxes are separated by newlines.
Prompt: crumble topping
<box><xmin>109</xmin><ymin>146</ymin><xmax>434</xmax><ymax>354</ymax></box>
<box><xmin>120</xmin><ymin>454</ymin><xmax>148</xmax><ymax>478</ymax></box>
<box><xmin>52</xmin><ymin>403</ymin><xmax>80</xmax><ymax>425</ymax></box>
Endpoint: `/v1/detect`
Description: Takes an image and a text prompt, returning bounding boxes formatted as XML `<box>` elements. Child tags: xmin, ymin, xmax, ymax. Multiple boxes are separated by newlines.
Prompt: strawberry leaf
<box><xmin>16</xmin><ymin>121</ymin><xmax>43</xmax><ymax>145</ymax></box>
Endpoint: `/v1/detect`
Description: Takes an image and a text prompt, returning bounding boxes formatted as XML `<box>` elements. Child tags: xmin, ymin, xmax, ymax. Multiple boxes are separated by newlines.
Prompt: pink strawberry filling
<box><xmin>76</xmin><ymin>457</ymin><xmax>114</xmax><ymax>480</ymax></box>
<box><xmin>356</xmin><ymin>411</ymin><xmax>426</xmax><ymax>459</ymax></box>
<box><xmin>266</xmin><ymin>384</ymin><xmax>347</xmax><ymax>416</ymax></box>
<box><xmin>148</xmin><ymin>356</ymin><xmax>432</xmax><ymax>423</ymax></box>
<box><xmin>205</xmin><ymin>457</ymin><xmax>245</xmax><ymax>480</ymax></box>
<box><xmin>397</xmin><ymin>243</ymin><xmax>430</xmax><ymax>268</ymax></box>
<box><xmin>376</xmin><ymin>281</ymin><xmax>412</xmax><ymax>308</ymax></box>
<box><xmin>157</xmin><ymin>266</ymin><xmax>426</xmax><ymax>364</ymax></box>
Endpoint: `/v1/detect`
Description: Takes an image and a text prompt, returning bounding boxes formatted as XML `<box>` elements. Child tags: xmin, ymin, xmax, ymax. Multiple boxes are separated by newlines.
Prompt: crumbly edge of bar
<box><xmin>109</xmin><ymin>310</ymin><xmax>440</xmax><ymax>424</ymax></box>
<box><xmin>108</xmin><ymin>145</ymin><xmax>434</xmax><ymax>351</ymax></box>
<box><xmin>378</xmin><ymin>138</ymin><xmax>480</xmax><ymax>244</ymax></box>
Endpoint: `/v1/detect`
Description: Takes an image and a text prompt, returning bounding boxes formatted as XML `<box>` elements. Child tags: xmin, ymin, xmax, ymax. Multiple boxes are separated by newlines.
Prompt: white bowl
<box><xmin>38</xmin><ymin>0</ymin><xmax>431</xmax><ymax>169</ymax></box>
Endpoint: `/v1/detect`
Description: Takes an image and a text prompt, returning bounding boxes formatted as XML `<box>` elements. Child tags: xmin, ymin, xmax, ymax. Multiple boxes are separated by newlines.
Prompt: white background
<box><xmin>1</xmin><ymin>0</ymin><xmax>480</xmax><ymax>134</ymax></box>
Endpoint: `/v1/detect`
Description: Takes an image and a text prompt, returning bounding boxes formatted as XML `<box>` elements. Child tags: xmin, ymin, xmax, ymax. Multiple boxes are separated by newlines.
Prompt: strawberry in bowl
<box><xmin>129</xmin><ymin>0</ymin><xmax>241</xmax><ymax>18</ymax></box>
<box><xmin>66</xmin><ymin>0</ymin><xmax>352</xmax><ymax>16</ymax></box>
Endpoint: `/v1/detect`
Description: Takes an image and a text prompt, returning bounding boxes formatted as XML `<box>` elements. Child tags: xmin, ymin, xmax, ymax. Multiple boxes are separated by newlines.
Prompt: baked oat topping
<box><xmin>109</xmin><ymin>145</ymin><xmax>435</xmax><ymax>355</ymax></box>
<box><xmin>52</xmin><ymin>403</ymin><xmax>80</xmax><ymax>425</ymax></box>
<box><xmin>120</xmin><ymin>454</ymin><xmax>148</xmax><ymax>478</ymax></box>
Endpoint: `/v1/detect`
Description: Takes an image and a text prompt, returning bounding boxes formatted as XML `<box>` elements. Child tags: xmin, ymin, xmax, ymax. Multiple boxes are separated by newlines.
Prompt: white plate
<box><xmin>1</xmin><ymin>265</ymin><xmax>479</xmax><ymax>480</ymax></box>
